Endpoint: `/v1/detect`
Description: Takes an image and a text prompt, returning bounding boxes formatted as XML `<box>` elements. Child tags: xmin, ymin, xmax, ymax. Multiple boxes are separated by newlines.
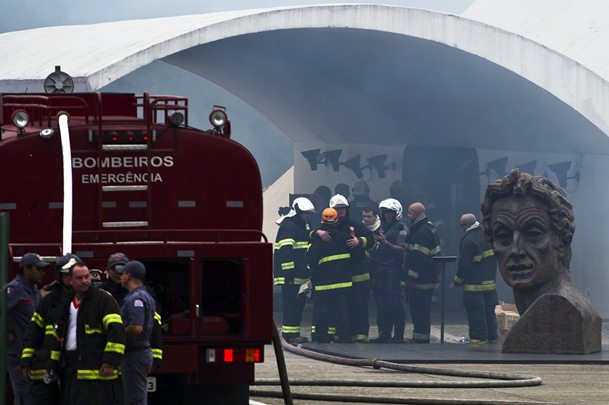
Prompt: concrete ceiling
<box><xmin>1</xmin><ymin>4</ymin><xmax>609</xmax><ymax>154</ymax></box>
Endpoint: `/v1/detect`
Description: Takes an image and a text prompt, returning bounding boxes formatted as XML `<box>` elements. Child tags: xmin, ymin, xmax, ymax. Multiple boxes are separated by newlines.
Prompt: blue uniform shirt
<box><xmin>6</xmin><ymin>274</ymin><xmax>41</xmax><ymax>356</ymax></box>
<box><xmin>121</xmin><ymin>286</ymin><xmax>155</xmax><ymax>349</ymax></box>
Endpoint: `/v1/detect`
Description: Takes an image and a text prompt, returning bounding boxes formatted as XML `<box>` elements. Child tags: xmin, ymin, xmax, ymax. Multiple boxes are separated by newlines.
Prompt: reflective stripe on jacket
<box><xmin>404</xmin><ymin>217</ymin><xmax>441</xmax><ymax>288</ymax></box>
<box><xmin>273</xmin><ymin>216</ymin><xmax>311</xmax><ymax>285</ymax></box>
<box><xmin>453</xmin><ymin>226</ymin><xmax>497</xmax><ymax>292</ymax></box>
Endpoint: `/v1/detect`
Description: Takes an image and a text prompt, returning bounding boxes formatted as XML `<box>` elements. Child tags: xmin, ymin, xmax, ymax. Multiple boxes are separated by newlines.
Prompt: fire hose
<box><xmin>250</xmin><ymin>321</ymin><xmax>551</xmax><ymax>404</ymax></box>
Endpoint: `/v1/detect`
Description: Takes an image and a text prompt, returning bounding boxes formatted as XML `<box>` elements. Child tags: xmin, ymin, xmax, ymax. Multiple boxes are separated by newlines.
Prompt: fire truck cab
<box><xmin>0</xmin><ymin>91</ymin><xmax>272</xmax><ymax>404</ymax></box>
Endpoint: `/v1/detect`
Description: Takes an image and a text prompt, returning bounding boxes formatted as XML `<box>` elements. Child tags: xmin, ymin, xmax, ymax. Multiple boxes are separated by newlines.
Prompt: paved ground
<box><xmin>252</xmin><ymin>323</ymin><xmax>609</xmax><ymax>404</ymax></box>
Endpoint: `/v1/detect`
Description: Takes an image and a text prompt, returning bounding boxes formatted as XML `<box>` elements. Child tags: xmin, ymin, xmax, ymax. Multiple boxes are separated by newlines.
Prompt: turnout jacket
<box><xmin>274</xmin><ymin>216</ymin><xmax>311</xmax><ymax>286</ymax></box>
<box><xmin>58</xmin><ymin>286</ymin><xmax>126</xmax><ymax>380</ymax></box>
<box><xmin>370</xmin><ymin>219</ymin><xmax>408</xmax><ymax>275</ymax></box>
<box><xmin>404</xmin><ymin>216</ymin><xmax>441</xmax><ymax>289</ymax></box>
<box><xmin>100</xmin><ymin>282</ymin><xmax>163</xmax><ymax>367</ymax></box>
<box><xmin>20</xmin><ymin>282</ymin><xmax>71</xmax><ymax>381</ymax></box>
<box><xmin>453</xmin><ymin>224</ymin><xmax>497</xmax><ymax>292</ymax></box>
<box><xmin>306</xmin><ymin>224</ymin><xmax>363</xmax><ymax>291</ymax></box>
<box><xmin>337</xmin><ymin>218</ymin><xmax>374</xmax><ymax>284</ymax></box>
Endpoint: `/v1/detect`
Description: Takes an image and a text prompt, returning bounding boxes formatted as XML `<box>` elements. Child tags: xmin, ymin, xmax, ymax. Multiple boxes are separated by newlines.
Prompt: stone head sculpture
<box><xmin>481</xmin><ymin>169</ymin><xmax>600</xmax><ymax>353</ymax></box>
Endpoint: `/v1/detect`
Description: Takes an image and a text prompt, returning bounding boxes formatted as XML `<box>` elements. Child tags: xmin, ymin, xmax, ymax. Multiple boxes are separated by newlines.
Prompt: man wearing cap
<box><xmin>21</xmin><ymin>253</ymin><xmax>81</xmax><ymax>405</ymax></box>
<box><xmin>6</xmin><ymin>252</ymin><xmax>48</xmax><ymax>405</ymax></box>
<box><xmin>59</xmin><ymin>262</ymin><xmax>125</xmax><ymax>405</ymax></box>
<box><xmin>99</xmin><ymin>252</ymin><xmax>130</xmax><ymax>405</ymax></box>
<box><xmin>117</xmin><ymin>260</ymin><xmax>156</xmax><ymax>405</ymax></box>
<box><xmin>101</xmin><ymin>252</ymin><xmax>129</xmax><ymax>306</ymax></box>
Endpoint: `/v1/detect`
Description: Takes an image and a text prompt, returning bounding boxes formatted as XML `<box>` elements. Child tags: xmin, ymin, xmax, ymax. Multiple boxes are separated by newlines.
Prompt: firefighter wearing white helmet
<box><xmin>370</xmin><ymin>198</ymin><xmax>409</xmax><ymax>343</ymax></box>
<box><xmin>313</xmin><ymin>194</ymin><xmax>374</xmax><ymax>342</ymax></box>
<box><xmin>274</xmin><ymin>196</ymin><xmax>315</xmax><ymax>344</ymax></box>
<box><xmin>378</xmin><ymin>198</ymin><xmax>403</xmax><ymax>220</ymax></box>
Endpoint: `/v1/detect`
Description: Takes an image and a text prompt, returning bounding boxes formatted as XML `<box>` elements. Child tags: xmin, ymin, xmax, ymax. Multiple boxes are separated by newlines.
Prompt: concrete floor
<box><xmin>252</xmin><ymin>323</ymin><xmax>609</xmax><ymax>404</ymax></box>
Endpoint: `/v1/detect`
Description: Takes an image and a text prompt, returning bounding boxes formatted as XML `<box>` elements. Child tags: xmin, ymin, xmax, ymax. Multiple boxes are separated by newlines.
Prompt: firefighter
<box><xmin>6</xmin><ymin>253</ymin><xmax>48</xmax><ymax>405</ymax></box>
<box><xmin>20</xmin><ymin>253</ymin><xmax>82</xmax><ymax>405</ymax></box>
<box><xmin>100</xmin><ymin>253</ymin><xmax>129</xmax><ymax>305</ymax></box>
<box><xmin>116</xmin><ymin>261</ymin><xmax>156</xmax><ymax>405</ymax></box>
<box><xmin>314</xmin><ymin>194</ymin><xmax>374</xmax><ymax>342</ymax></box>
<box><xmin>450</xmin><ymin>213</ymin><xmax>499</xmax><ymax>345</ymax></box>
<box><xmin>307</xmin><ymin>208</ymin><xmax>363</xmax><ymax>343</ymax></box>
<box><xmin>370</xmin><ymin>199</ymin><xmax>408</xmax><ymax>343</ymax></box>
<box><xmin>404</xmin><ymin>202</ymin><xmax>441</xmax><ymax>343</ymax></box>
<box><xmin>100</xmin><ymin>253</ymin><xmax>164</xmax><ymax>404</ymax></box>
<box><xmin>59</xmin><ymin>262</ymin><xmax>125</xmax><ymax>405</ymax></box>
<box><xmin>349</xmin><ymin>181</ymin><xmax>378</xmax><ymax>224</ymax></box>
<box><xmin>274</xmin><ymin>197</ymin><xmax>315</xmax><ymax>344</ymax></box>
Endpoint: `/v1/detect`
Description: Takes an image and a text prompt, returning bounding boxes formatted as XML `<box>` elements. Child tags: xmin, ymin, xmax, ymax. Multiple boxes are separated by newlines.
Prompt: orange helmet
<box><xmin>321</xmin><ymin>208</ymin><xmax>338</xmax><ymax>223</ymax></box>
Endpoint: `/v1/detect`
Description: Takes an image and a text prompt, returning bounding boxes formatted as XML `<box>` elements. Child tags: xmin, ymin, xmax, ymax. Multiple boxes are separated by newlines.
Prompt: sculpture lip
<box><xmin>507</xmin><ymin>263</ymin><xmax>533</xmax><ymax>276</ymax></box>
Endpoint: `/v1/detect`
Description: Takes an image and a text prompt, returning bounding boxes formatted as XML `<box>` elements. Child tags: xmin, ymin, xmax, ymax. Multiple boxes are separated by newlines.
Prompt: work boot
<box><xmin>369</xmin><ymin>335</ymin><xmax>392</xmax><ymax>343</ymax></box>
<box><xmin>392</xmin><ymin>326</ymin><xmax>405</xmax><ymax>343</ymax></box>
<box><xmin>287</xmin><ymin>336</ymin><xmax>309</xmax><ymax>344</ymax></box>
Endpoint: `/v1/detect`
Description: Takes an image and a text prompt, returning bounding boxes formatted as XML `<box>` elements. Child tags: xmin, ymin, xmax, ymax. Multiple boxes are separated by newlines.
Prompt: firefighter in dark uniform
<box><xmin>307</xmin><ymin>208</ymin><xmax>364</xmax><ymax>343</ymax></box>
<box><xmin>450</xmin><ymin>213</ymin><xmax>499</xmax><ymax>345</ymax></box>
<box><xmin>59</xmin><ymin>262</ymin><xmax>125</xmax><ymax>405</ymax></box>
<box><xmin>404</xmin><ymin>202</ymin><xmax>441</xmax><ymax>343</ymax></box>
<box><xmin>20</xmin><ymin>253</ymin><xmax>82</xmax><ymax>405</ymax></box>
<box><xmin>116</xmin><ymin>261</ymin><xmax>156</xmax><ymax>404</ymax></box>
<box><xmin>100</xmin><ymin>253</ymin><xmax>164</xmax><ymax>404</ymax></box>
<box><xmin>99</xmin><ymin>252</ymin><xmax>129</xmax><ymax>405</ymax></box>
<box><xmin>370</xmin><ymin>199</ymin><xmax>408</xmax><ymax>343</ymax></box>
<box><xmin>314</xmin><ymin>194</ymin><xmax>373</xmax><ymax>342</ymax></box>
<box><xmin>6</xmin><ymin>252</ymin><xmax>48</xmax><ymax>405</ymax></box>
<box><xmin>274</xmin><ymin>197</ymin><xmax>315</xmax><ymax>344</ymax></box>
<box><xmin>101</xmin><ymin>252</ymin><xmax>129</xmax><ymax>305</ymax></box>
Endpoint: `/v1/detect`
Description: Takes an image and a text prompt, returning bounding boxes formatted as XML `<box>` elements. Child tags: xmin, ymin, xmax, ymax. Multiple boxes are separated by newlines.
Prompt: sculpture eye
<box><xmin>524</xmin><ymin>224</ymin><xmax>545</xmax><ymax>242</ymax></box>
<box><xmin>493</xmin><ymin>226</ymin><xmax>512</xmax><ymax>246</ymax></box>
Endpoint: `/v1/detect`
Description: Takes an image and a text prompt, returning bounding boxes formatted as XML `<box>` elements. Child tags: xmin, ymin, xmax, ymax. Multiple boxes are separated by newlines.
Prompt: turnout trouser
<box><xmin>409</xmin><ymin>288</ymin><xmax>433</xmax><ymax>343</ymax></box>
<box><xmin>463</xmin><ymin>290</ymin><xmax>499</xmax><ymax>344</ymax></box>
<box><xmin>28</xmin><ymin>381</ymin><xmax>60</xmax><ymax>405</ymax></box>
<box><xmin>313</xmin><ymin>288</ymin><xmax>350</xmax><ymax>343</ymax></box>
<box><xmin>61</xmin><ymin>351</ymin><xmax>103</xmax><ymax>405</ymax></box>
<box><xmin>372</xmin><ymin>272</ymin><xmax>406</xmax><ymax>340</ymax></box>
<box><xmin>350</xmin><ymin>279</ymin><xmax>371</xmax><ymax>341</ymax></box>
<box><xmin>281</xmin><ymin>284</ymin><xmax>307</xmax><ymax>340</ymax></box>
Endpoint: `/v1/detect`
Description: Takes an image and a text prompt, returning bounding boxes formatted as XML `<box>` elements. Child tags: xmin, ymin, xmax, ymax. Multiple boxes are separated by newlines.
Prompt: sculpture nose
<box><xmin>510</xmin><ymin>231</ymin><xmax>526</xmax><ymax>258</ymax></box>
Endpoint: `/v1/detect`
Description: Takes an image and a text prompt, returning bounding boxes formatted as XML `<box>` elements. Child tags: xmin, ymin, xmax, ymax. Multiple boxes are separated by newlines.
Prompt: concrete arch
<box><xmin>1</xmin><ymin>4</ymin><xmax>609</xmax><ymax>150</ymax></box>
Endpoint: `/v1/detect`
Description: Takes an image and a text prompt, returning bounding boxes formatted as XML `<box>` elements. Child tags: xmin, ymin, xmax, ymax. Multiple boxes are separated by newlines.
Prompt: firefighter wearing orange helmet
<box><xmin>307</xmin><ymin>208</ymin><xmax>364</xmax><ymax>343</ymax></box>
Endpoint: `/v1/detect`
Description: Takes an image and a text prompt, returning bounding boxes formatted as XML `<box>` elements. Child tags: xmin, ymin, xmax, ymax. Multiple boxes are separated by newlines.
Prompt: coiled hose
<box><xmin>250</xmin><ymin>321</ymin><xmax>550</xmax><ymax>404</ymax></box>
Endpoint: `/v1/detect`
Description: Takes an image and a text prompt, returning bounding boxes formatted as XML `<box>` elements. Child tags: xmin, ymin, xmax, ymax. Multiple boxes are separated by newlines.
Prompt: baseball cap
<box><xmin>56</xmin><ymin>253</ymin><xmax>84</xmax><ymax>274</ymax></box>
<box><xmin>107</xmin><ymin>252</ymin><xmax>129</xmax><ymax>269</ymax></box>
<box><xmin>116</xmin><ymin>260</ymin><xmax>146</xmax><ymax>281</ymax></box>
<box><xmin>20</xmin><ymin>253</ymin><xmax>50</xmax><ymax>269</ymax></box>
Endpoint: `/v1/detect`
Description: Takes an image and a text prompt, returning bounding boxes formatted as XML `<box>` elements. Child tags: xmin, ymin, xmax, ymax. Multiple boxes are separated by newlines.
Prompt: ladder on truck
<box><xmin>92</xmin><ymin>93</ymin><xmax>187</xmax><ymax>230</ymax></box>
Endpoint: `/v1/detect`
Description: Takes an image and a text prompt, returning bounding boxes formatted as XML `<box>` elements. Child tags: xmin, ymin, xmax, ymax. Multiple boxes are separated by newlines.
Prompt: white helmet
<box><xmin>379</xmin><ymin>198</ymin><xmax>403</xmax><ymax>220</ymax></box>
<box><xmin>292</xmin><ymin>197</ymin><xmax>315</xmax><ymax>213</ymax></box>
<box><xmin>329</xmin><ymin>194</ymin><xmax>349</xmax><ymax>208</ymax></box>
<box><xmin>276</xmin><ymin>197</ymin><xmax>314</xmax><ymax>225</ymax></box>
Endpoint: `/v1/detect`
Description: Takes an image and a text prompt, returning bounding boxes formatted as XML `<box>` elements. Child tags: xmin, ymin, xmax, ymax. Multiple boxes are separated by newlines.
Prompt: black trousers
<box><xmin>372</xmin><ymin>272</ymin><xmax>406</xmax><ymax>339</ymax></box>
<box><xmin>349</xmin><ymin>279</ymin><xmax>371</xmax><ymax>340</ymax></box>
<box><xmin>463</xmin><ymin>290</ymin><xmax>499</xmax><ymax>343</ymax></box>
<box><xmin>281</xmin><ymin>284</ymin><xmax>307</xmax><ymax>339</ymax></box>
<box><xmin>409</xmin><ymin>288</ymin><xmax>433</xmax><ymax>342</ymax></box>
<box><xmin>313</xmin><ymin>288</ymin><xmax>350</xmax><ymax>343</ymax></box>
<box><xmin>28</xmin><ymin>381</ymin><xmax>59</xmax><ymax>405</ymax></box>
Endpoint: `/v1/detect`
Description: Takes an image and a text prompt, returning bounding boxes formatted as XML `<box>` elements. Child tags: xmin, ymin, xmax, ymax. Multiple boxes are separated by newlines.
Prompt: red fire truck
<box><xmin>0</xmin><ymin>90</ymin><xmax>273</xmax><ymax>404</ymax></box>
